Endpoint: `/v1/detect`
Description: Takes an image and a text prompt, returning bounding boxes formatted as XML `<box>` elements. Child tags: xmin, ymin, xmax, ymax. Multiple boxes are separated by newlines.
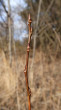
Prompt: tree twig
<box><xmin>24</xmin><ymin>14</ymin><xmax>32</xmax><ymax>110</ymax></box>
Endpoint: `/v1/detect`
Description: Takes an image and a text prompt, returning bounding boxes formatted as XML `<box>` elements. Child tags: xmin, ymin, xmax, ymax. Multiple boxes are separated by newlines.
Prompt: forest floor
<box><xmin>0</xmin><ymin>50</ymin><xmax>61</xmax><ymax>110</ymax></box>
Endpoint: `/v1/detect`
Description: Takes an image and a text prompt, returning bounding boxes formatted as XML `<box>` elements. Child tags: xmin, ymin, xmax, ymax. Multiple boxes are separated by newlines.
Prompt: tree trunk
<box><xmin>8</xmin><ymin>0</ymin><xmax>12</xmax><ymax>67</ymax></box>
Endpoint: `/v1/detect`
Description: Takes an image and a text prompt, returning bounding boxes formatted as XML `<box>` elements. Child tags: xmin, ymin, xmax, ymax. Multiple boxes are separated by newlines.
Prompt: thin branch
<box><xmin>24</xmin><ymin>14</ymin><xmax>32</xmax><ymax>110</ymax></box>
<box><xmin>0</xmin><ymin>0</ymin><xmax>8</xmax><ymax>14</ymax></box>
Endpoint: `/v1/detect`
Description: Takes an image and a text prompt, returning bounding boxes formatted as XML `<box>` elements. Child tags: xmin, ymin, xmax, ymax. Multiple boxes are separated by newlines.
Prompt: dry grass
<box><xmin>0</xmin><ymin>50</ymin><xmax>17</xmax><ymax>106</ymax></box>
<box><xmin>0</xmin><ymin>50</ymin><xmax>61</xmax><ymax>110</ymax></box>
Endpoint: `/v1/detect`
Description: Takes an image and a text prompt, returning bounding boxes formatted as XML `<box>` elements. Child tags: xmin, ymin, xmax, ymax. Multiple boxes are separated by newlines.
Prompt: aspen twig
<box><xmin>24</xmin><ymin>14</ymin><xmax>32</xmax><ymax>110</ymax></box>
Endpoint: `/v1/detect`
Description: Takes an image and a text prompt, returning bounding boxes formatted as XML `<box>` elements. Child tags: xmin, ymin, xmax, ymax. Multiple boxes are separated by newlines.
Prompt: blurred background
<box><xmin>0</xmin><ymin>0</ymin><xmax>61</xmax><ymax>110</ymax></box>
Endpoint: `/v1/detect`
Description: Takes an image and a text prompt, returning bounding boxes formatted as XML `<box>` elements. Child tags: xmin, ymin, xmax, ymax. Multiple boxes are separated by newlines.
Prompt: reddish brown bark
<box><xmin>24</xmin><ymin>14</ymin><xmax>32</xmax><ymax>110</ymax></box>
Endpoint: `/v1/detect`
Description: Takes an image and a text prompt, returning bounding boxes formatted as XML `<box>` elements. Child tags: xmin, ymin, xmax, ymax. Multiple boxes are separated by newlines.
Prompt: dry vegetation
<box><xmin>0</xmin><ymin>49</ymin><xmax>61</xmax><ymax>110</ymax></box>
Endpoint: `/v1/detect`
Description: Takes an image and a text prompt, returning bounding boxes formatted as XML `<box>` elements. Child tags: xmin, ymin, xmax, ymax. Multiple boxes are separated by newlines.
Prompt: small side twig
<box><xmin>24</xmin><ymin>14</ymin><xmax>32</xmax><ymax>110</ymax></box>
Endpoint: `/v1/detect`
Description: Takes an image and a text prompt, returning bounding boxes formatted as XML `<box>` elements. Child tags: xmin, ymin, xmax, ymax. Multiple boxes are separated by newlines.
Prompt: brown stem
<box><xmin>24</xmin><ymin>14</ymin><xmax>32</xmax><ymax>110</ymax></box>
